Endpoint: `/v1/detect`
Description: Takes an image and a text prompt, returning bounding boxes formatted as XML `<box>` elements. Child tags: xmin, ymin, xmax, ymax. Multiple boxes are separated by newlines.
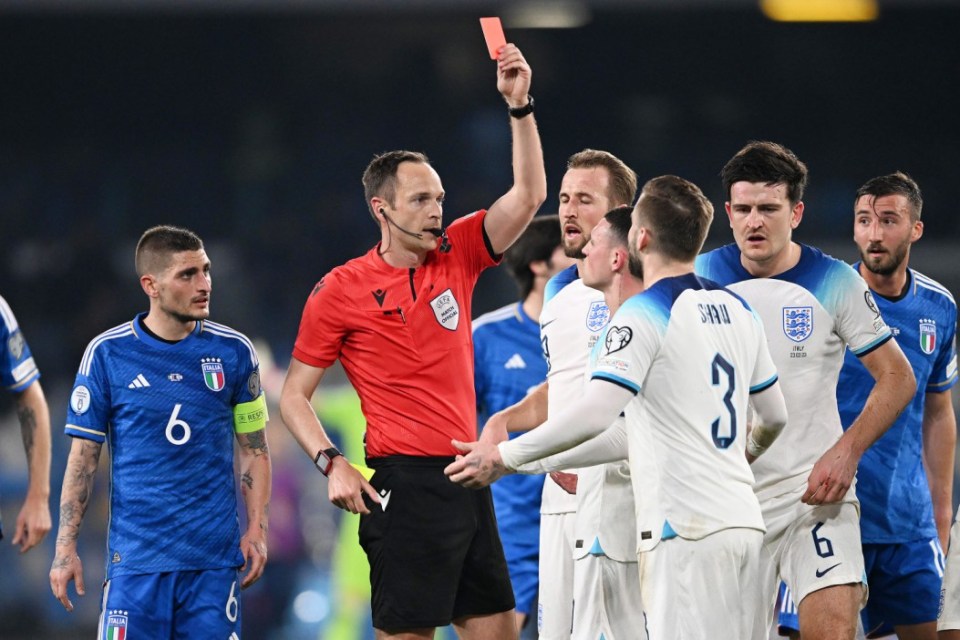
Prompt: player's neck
<box><xmin>859</xmin><ymin>261</ymin><xmax>910</xmax><ymax>299</ymax></box>
<box><xmin>741</xmin><ymin>241</ymin><xmax>801</xmax><ymax>279</ymax></box>
<box><xmin>640</xmin><ymin>255</ymin><xmax>694</xmax><ymax>290</ymax></box>
<box><xmin>143</xmin><ymin>309</ymin><xmax>196</xmax><ymax>342</ymax></box>
<box><xmin>522</xmin><ymin>287</ymin><xmax>545</xmax><ymax>322</ymax></box>
<box><xmin>604</xmin><ymin>273</ymin><xmax>643</xmax><ymax>314</ymax></box>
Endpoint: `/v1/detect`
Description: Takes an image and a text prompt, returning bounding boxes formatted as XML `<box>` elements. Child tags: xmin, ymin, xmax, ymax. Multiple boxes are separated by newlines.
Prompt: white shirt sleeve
<box><xmin>499</xmin><ymin>379</ymin><xmax>634</xmax><ymax>470</ymax></box>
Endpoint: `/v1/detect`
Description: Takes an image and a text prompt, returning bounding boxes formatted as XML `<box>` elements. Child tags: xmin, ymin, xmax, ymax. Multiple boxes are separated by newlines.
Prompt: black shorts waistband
<box><xmin>366</xmin><ymin>455</ymin><xmax>457</xmax><ymax>469</ymax></box>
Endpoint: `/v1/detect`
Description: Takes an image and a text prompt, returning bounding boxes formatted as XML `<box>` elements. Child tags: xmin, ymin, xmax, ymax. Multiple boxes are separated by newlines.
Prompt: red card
<box><xmin>480</xmin><ymin>17</ymin><xmax>506</xmax><ymax>60</ymax></box>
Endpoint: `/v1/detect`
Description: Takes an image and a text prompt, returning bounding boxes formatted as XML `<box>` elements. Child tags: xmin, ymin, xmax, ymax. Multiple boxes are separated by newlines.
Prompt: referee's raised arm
<box><xmin>482</xmin><ymin>43</ymin><xmax>547</xmax><ymax>256</ymax></box>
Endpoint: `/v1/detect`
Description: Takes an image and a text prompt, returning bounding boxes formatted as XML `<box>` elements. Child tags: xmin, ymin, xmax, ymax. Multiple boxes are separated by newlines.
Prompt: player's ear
<box><xmin>790</xmin><ymin>201</ymin><xmax>804</xmax><ymax>229</ymax></box>
<box><xmin>911</xmin><ymin>219</ymin><xmax>924</xmax><ymax>242</ymax></box>
<box><xmin>140</xmin><ymin>274</ymin><xmax>159</xmax><ymax>298</ymax></box>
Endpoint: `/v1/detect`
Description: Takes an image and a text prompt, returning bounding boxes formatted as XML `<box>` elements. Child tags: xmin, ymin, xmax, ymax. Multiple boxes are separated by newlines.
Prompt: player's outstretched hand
<box><xmin>239</xmin><ymin>531</ymin><xmax>268</xmax><ymax>589</ymax></box>
<box><xmin>327</xmin><ymin>457</ymin><xmax>380</xmax><ymax>515</ymax></box>
<box><xmin>50</xmin><ymin>549</ymin><xmax>85</xmax><ymax>612</ymax></box>
<box><xmin>445</xmin><ymin>440</ymin><xmax>508</xmax><ymax>489</ymax></box>
<box><xmin>550</xmin><ymin>471</ymin><xmax>578</xmax><ymax>495</ymax></box>
<box><xmin>802</xmin><ymin>439</ymin><xmax>858</xmax><ymax>505</ymax></box>
<box><xmin>13</xmin><ymin>493</ymin><xmax>52</xmax><ymax>553</ymax></box>
<box><xmin>496</xmin><ymin>43</ymin><xmax>532</xmax><ymax>109</ymax></box>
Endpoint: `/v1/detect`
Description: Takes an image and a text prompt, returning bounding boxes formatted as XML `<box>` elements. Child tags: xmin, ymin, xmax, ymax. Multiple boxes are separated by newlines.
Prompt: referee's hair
<box><xmin>721</xmin><ymin>140</ymin><xmax>808</xmax><ymax>205</ymax></box>
<box><xmin>362</xmin><ymin>150</ymin><xmax>431</xmax><ymax>219</ymax></box>
<box><xmin>855</xmin><ymin>171</ymin><xmax>923</xmax><ymax>221</ymax></box>
<box><xmin>135</xmin><ymin>225</ymin><xmax>204</xmax><ymax>277</ymax></box>
<box><xmin>503</xmin><ymin>214</ymin><xmax>562</xmax><ymax>300</ymax></box>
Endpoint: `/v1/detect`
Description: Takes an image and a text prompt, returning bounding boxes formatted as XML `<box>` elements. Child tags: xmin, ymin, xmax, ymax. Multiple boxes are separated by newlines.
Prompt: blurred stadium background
<box><xmin>1</xmin><ymin>0</ymin><xmax>958</xmax><ymax>637</ymax></box>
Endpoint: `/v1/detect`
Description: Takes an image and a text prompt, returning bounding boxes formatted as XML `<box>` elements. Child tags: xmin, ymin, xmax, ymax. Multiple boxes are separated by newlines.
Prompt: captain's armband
<box><xmin>234</xmin><ymin>394</ymin><xmax>269</xmax><ymax>433</ymax></box>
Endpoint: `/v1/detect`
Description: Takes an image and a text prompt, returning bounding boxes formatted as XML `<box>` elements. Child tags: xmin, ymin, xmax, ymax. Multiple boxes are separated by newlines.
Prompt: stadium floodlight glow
<box><xmin>503</xmin><ymin>0</ymin><xmax>591</xmax><ymax>29</ymax></box>
<box><xmin>761</xmin><ymin>0</ymin><xmax>879</xmax><ymax>22</ymax></box>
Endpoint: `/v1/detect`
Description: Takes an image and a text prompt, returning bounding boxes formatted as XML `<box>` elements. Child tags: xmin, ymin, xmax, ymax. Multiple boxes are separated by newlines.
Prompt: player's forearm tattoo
<box><xmin>241</xmin><ymin>471</ymin><xmax>254</xmax><ymax>491</ymax></box>
<box><xmin>16</xmin><ymin>403</ymin><xmax>36</xmax><ymax>462</ymax></box>
<box><xmin>55</xmin><ymin>441</ymin><xmax>102</xmax><ymax>547</ymax></box>
<box><xmin>242</xmin><ymin>430</ymin><xmax>269</xmax><ymax>456</ymax></box>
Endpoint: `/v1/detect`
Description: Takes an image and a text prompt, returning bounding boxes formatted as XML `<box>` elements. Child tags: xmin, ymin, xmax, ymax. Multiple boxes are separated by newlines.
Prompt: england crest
<box><xmin>201</xmin><ymin>358</ymin><xmax>226</xmax><ymax>392</ymax></box>
<box><xmin>783</xmin><ymin>306</ymin><xmax>813</xmax><ymax>343</ymax></box>
<box><xmin>920</xmin><ymin>319</ymin><xmax>937</xmax><ymax>355</ymax></box>
<box><xmin>586</xmin><ymin>301</ymin><xmax>610</xmax><ymax>333</ymax></box>
<box><xmin>106</xmin><ymin>610</ymin><xmax>128</xmax><ymax>640</ymax></box>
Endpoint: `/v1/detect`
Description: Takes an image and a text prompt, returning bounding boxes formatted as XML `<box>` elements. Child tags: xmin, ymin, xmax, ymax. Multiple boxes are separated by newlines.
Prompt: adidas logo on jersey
<box><xmin>127</xmin><ymin>374</ymin><xmax>150</xmax><ymax>389</ymax></box>
<box><xmin>504</xmin><ymin>354</ymin><xmax>526</xmax><ymax>369</ymax></box>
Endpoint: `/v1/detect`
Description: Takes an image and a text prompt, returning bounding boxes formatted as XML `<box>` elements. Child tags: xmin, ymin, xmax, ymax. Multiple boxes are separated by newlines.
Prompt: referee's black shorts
<box><xmin>359</xmin><ymin>455</ymin><xmax>515</xmax><ymax>631</ymax></box>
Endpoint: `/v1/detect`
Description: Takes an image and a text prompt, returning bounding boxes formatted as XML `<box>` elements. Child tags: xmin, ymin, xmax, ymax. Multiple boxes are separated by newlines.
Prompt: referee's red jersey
<box><xmin>293</xmin><ymin>210</ymin><xmax>499</xmax><ymax>458</ymax></box>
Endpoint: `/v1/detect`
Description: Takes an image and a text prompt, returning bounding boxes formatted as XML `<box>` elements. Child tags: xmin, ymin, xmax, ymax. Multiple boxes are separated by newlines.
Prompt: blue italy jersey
<box><xmin>838</xmin><ymin>266</ymin><xmax>958</xmax><ymax>543</ymax></box>
<box><xmin>1</xmin><ymin>294</ymin><xmax>40</xmax><ymax>392</ymax></box>
<box><xmin>473</xmin><ymin>302</ymin><xmax>546</xmax><ymax>533</ymax></box>
<box><xmin>65</xmin><ymin>313</ymin><xmax>262</xmax><ymax>579</ymax></box>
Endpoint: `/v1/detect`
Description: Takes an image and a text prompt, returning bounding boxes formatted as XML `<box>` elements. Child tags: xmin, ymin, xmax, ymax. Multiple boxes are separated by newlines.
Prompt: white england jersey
<box><xmin>591</xmin><ymin>273</ymin><xmax>776</xmax><ymax>552</ymax></box>
<box><xmin>540</xmin><ymin>266</ymin><xmax>610</xmax><ymax>514</ymax></box>
<box><xmin>696</xmin><ymin>244</ymin><xmax>892</xmax><ymax>507</ymax></box>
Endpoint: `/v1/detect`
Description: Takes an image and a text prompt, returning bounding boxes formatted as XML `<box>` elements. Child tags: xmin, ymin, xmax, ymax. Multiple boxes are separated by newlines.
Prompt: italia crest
<box><xmin>106</xmin><ymin>610</ymin><xmax>128</xmax><ymax>639</ymax></box>
<box><xmin>586</xmin><ymin>301</ymin><xmax>610</xmax><ymax>333</ymax></box>
<box><xmin>783</xmin><ymin>306</ymin><xmax>813</xmax><ymax>342</ymax></box>
<box><xmin>920</xmin><ymin>319</ymin><xmax>937</xmax><ymax>355</ymax></box>
<box><xmin>201</xmin><ymin>357</ymin><xmax>226</xmax><ymax>392</ymax></box>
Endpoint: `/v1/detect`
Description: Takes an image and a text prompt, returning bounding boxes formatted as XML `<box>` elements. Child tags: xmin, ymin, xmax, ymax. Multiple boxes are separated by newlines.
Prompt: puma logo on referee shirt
<box><xmin>815</xmin><ymin>562</ymin><xmax>841</xmax><ymax>578</ymax></box>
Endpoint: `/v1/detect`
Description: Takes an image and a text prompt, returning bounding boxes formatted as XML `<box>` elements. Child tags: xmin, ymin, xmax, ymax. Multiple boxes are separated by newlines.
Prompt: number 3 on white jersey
<box><xmin>165</xmin><ymin>403</ymin><xmax>192</xmax><ymax>445</ymax></box>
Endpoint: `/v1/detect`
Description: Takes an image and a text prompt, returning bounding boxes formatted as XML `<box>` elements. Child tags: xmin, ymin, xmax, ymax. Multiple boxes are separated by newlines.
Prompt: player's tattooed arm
<box><xmin>54</xmin><ymin>439</ymin><xmax>102</xmax><ymax>551</ymax></box>
<box><xmin>50</xmin><ymin>438</ymin><xmax>101</xmax><ymax>611</ymax></box>
<box><xmin>236</xmin><ymin>428</ymin><xmax>271</xmax><ymax>588</ymax></box>
<box><xmin>12</xmin><ymin>381</ymin><xmax>52</xmax><ymax>552</ymax></box>
<box><xmin>239</xmin><ymin>429</ymin><xmax>269</xmax><ymax>457</ymax></box>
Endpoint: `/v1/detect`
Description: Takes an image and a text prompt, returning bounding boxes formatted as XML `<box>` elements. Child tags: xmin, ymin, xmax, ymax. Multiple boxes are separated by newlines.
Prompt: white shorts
<box><xmin>938</xmin><ymin>515</ymin><xmax>960</xmax><ymax>630</ymax></box>
<box><xmin>571</xmin><ymin>554</ymin><xmax>645</xmax><ymax>640</ymax></box>
<box><xmin>639</xmin><ymin>528</ymin><xmax>764</xmax><ymax>640</ymax></box>
<box><xmin>538</xmin><ymin>511</ymin><xmax>576</xmax><ymax>640</ymax></box>
<box><xmin>759</xmin><ymin>499</ymin><xmax>866</xmax><ymax>636</ymax></box>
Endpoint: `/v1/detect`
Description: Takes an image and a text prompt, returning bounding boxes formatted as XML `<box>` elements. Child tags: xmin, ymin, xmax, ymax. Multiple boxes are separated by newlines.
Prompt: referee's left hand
<box><xmin>328</xmin><ymin>457</ymin><xmax>380</xmax><ymax>514</ymax></box>
<box><xmin>445</xmin><ymin>440</ymin><xmax>508</xmax><ymax>489</ymax></box>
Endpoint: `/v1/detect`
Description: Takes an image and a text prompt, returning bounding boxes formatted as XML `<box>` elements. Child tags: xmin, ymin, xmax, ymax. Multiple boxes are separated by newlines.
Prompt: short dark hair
<box><xmin>721</xmin><ymin>141</ymin><xmax>809</xmax><ymax>204</ymax></box>
<box><xmin>135</xmin><ymin>225</ymin><xmax>204</xmax><ymax>277</ymax></box>
<box><xmin>503</xmin><ymin>215</ymin><xmax>562</xmax><ymax>299</ymax></box>
<box><xmin>362</xmin><ymin>150</ymin><xmax>431</xmax><ymax>217</ymax></box>
<box><xmin>604</xmin><ymin>205</ymin><xmax>643</xmax><ymax>279</ymax></box>
<box><xmin>635</xmin><ymin>175</ymin><xmax>714</xmax><ymax>262</ymax></box>
<box><xmin>855</xmin><ymin>171</ymin><xmax>923</xmax><ymax>221</ymax></box>
<box><xmin>567</xmin><ymin>149</ymin><xmax>638</xmax><ymax>207</ymax></box>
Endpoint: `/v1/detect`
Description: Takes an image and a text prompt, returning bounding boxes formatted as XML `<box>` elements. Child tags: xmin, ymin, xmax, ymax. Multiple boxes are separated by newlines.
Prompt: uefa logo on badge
<box><xmin>782</xmin><ymin>306</ymin><xmax>813</xmax><ymax>343</ymax></box>
<box><xmin>919</xmin><ymin>319</ymin><xmax>937</xmax><ymax>355</ymax></box>
<box><xmin>201</xmin><ymin>357</ymin><xmax>226</xmax><ymax>392</ymax></box>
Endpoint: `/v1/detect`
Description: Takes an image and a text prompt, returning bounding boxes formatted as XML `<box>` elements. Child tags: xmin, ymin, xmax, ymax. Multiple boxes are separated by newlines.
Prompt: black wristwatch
<box><xmin>508</xmin><ymin>95</ymin><xmax>535</xmax><ymax>119</ymax></box>
<box><xmin>314</xmin><ymin>447</ymin><xmax>344</xmax><ymax>476</ymax></box>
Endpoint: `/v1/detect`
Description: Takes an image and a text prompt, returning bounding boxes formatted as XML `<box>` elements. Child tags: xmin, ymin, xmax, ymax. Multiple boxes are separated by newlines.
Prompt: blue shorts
<box><xmin>99</xmin><ymin>568</ymin><xmax>241</xmax><ymax>639</ymax></box>
<box><xmin>777</xmin><ymin>538</ymin><xmax>945</xmax><ymax>637</ymax></box>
